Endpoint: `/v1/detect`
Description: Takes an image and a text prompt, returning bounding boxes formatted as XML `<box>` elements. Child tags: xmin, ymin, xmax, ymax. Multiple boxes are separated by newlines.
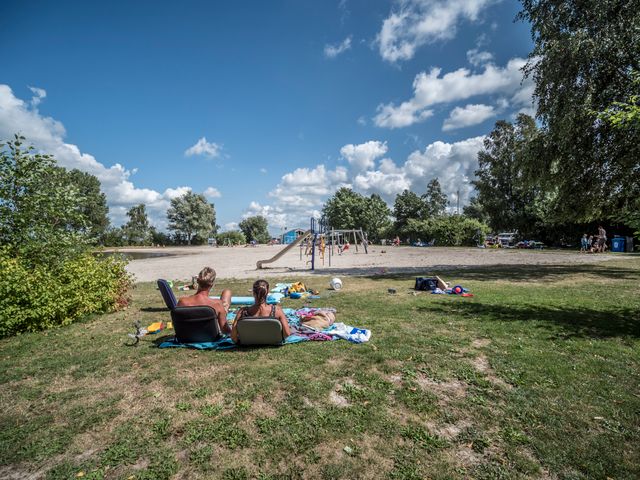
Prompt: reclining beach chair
<box><xmin>235</xmin><ymin>317</ymin><xmax>285</xmax><ymax>346</ymax></box>
<box><xmin>170</xmin><ymin>306</ymin><xmax>221</xmax><ymax>343</ymax></box>
<box><xmin>157</xmin><ymin>279</ymin><xmax>178</xmax><ymax>310</ymax></box>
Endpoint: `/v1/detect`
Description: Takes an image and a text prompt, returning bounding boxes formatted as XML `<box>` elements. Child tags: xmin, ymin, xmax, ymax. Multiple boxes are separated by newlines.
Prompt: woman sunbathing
<box><xmin>230</xmin><ymin>279</ymin><xmax>291</xmax><ymax>343</ymax></box>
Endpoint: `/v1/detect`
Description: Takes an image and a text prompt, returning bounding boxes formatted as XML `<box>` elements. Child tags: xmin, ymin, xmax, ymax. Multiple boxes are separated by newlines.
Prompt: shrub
<box><xmin>217</xmin><ymin>231</ymin><xmax>246</xmax><ymax>246</ymax></box>
<box><xmin>0</xmin><ymin>249</ymin><xmax>133</xmax><ymax>337</ymax></box>
<box><xmin>402</xmin><ymin>216</ymin><xmax>490</xmax><ymax>246</ymax></box>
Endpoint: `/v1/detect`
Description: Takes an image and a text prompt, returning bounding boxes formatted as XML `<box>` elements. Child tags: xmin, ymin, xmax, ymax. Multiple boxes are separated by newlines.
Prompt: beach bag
<box><xmin>415</xmin><ymin>277</ymin><xmax>438</xmax><ymax>291</ymax></box>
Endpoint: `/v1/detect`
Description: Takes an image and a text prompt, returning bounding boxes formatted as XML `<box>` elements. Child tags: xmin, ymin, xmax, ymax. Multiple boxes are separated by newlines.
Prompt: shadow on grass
<box><xmin>140</xmin><ymin>307</ymin><xmax>170</xmax><ymax>312</ymax></box>
<box><xmin>290</xmin><ymin>263</ymin><xmax>640</xmax><ymax>283</ymax></box>
<box><xmin>423</xmin><ymin>301</ymin><xmax>640</xmax><ymax>339</ymax></box>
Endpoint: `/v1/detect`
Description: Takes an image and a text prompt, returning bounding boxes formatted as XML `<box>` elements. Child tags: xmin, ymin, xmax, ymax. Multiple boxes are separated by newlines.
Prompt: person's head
<box><xmin>252</xmin><ymin>279</ymin><xmax>269</xmax><ymax>304</ymax></box>
<box><xmin>196</xmin><ymin>267</ymin><xmax>216</xmax><ymax>291</ymax></box>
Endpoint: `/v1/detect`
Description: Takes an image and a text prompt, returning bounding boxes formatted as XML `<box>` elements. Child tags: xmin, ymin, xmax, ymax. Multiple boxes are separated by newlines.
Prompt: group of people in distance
<box><xmin>580</xmin><ymin>225</ymin><xmax>608</xmax><ymax>253</ymax></box>
<box><xmin>177</xmin><ymin>267</ymin><xmax>291</xmax><ymax>342</ymax></box>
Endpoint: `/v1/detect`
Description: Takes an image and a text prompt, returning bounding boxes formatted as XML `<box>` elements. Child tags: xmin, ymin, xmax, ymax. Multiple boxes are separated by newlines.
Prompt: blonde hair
<box><xmin>197</xmin><ymin>267</ymin><xmax>216</xmax><ymax>290</ymax></box>
<box><xmin>253</xmin><ymin>279</ymin><xmax>269</xmax><ymax>304</ymax></box>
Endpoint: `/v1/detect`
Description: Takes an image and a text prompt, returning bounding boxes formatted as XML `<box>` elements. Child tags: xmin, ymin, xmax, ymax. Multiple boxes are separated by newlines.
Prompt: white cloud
<box><xmin>374</xmin><ymin>58</ymin><xmax>527</xmax><ymax>128</ymax></box>
<box><xmin>442</xmin><ymin>103</ymin><xmax>495</xmax><ymax>131</ymax></box>
<box><xmin>357</xmin><ymin>115</ymin><xmax>367</xmax><ymax>126</ymax></box>
<box><xmin>204</xmin><ymin>187</ymin><xmax>222</xmax><ymax>199</ymax></box>
<box><xmin>184</xmin><ymin>137</ymin><xmax>222</xmax><ymax>158</ymax></box>
<box><xmin>28</xmin><ymin>86</ymin><xmax>47</xmax><ymax>107</ymax></box>
<box><xmin>377</xmin><ymin>0</ymin><xmax>498</xmax><ymax>62</ymax></box>
<box><xmin>242</xmin><ymin>201</ymin><xmax>289</xmax><ymax>230</ymax></box>
<box><xmin>324</xmin><ymin>36</ymin><xmax>352</xmax><ymax>58</ymax></box>
<box><xmin>0</xmin><ymin>84</ymin><xmax>195</xmax><ymax>228</ymax></box>
<box><xmin>223</xmin><ymin>222</ymin><xmax>238</xmax><ymax>232</ymax></box>
<box><xmin>466</xmin><ymin>48</ymin><xmax>493</xmax><ymax>66</ymax></box>
<box><xmin>340</xmin><ymin>140</ymin><xmax>388</xmax><ymax>171</ymax></box>
<box><xmin>259</xmin><ymin>168</ymin><xmax>267</xmax><ymax>174</ymax></box>
<box><xmin>247</xmin><ymin>136</ymin><xmax>485</xmax><ymax>232</ymax></box>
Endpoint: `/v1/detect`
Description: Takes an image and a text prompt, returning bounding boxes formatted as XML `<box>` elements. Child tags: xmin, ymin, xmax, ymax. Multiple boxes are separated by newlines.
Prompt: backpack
<box><xmin>414</xmin><ymin>277</ymin><xmax>438</xmax><ymax>291</ymax></box>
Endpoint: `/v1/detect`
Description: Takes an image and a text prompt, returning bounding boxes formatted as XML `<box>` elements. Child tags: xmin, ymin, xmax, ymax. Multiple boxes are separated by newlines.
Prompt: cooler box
<box><xmin>611</xmin><ymin>237</ymin><xmax>625</xmax><ymax>252</ymax></box>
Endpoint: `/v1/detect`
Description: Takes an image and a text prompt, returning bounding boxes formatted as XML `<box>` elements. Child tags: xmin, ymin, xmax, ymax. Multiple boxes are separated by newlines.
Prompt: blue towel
<box><xmin>158</xmin><ymin>308</ymin><xmax>310</xmax><ymax>350</ymax></box>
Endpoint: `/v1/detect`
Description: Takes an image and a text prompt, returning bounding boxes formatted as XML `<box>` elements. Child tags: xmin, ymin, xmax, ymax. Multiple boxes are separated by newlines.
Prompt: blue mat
<box><xmin>158</xmin><ymin>308</ymin><xmax>312</xmax><ymax>350</ymax></box>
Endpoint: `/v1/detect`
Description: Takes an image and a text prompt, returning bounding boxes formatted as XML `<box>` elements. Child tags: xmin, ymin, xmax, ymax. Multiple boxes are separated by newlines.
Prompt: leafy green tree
<box><xmin>239</xmin><ymin>216</ymin><xmax>270</xmax><ymax>244</ymax></box>
<box><xmin>66</xmin><ymin>168</ymin><xmax>110</xmax><ymax>242</ymax></box>
<box><xmin>150</xmin><ymin>227</ymin><xmax>174</xmax><ymax>246</ymax></box>
<box><xmin>402</xmin><ymin>215</ymin><xmax>489</xmax><ymax>246</ymax></box>
<box><xmin>124</xmin><ymin>204</ymin><xmax>151</xmax><ymax>245</ymax></box>
<box><xmin>422</xmin><ymin>178</ymin><xmax>448</xmax><ymax>218</ymax></box>
<box><xmin>393</xmin><ymin>189</ymin><xmax>426</xmax><ymax>232</ymax></box>
<box><xmin>361</xmin><ymin>194</ymin><xmax>392</xmax><ymax>242</ymax></box>
<box><xmin>322</xmin><ymin>188</ymin><xmax>367</xmax><ymax>230</ymax></box>
<box><xmin>518</xmin><ymin>0</ymin><xmax>640</xmax><ymax>226</ymax></box>
<box><xmin>0</xmin><ymin>136</ymin><xmax>87</xmax><ymax>267</ymax></box>
<box><xmin>102</xmin><ymin>226</ymin><xmax>127</xmax><ymax>247</ymax></box>
<box><xmin>462</xmin><ymin>197</ymin><xmax>489</xmax><ymax>224</ymax></box>
<box><xmin>217</xmin><ymin>230</ymin><xmax>246</xmax><ymax>246</ymax></box>
<box><xmin>167</xmin><ymin>191</ymin><xmax>217</xmax><ymax>245</ymax></box>
<box><xmin>473</xmin><ymin>115</ymin><xmax>545</xmax><ymax>236</ymax></box>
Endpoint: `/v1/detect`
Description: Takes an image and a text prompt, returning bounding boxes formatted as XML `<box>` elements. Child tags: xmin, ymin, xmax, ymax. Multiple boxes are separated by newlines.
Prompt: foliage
<box><xmin>401</xmin><ymin>215</ymin><xmax>489</xmax><ymax>246</ymax></box>
<box><xmin>167</xmin><ymin>191</ymin><xmax>217</xmax><ymax>245</ymax></box>
<box><xmin>65</xmin><ymin>169</ymin><xmax>110</xmax><ymax>242</ymax></box>
<box><xmin>473</xmin><ymin>115</ymin><xmax>546</xmax><ymax>237</ymax></box>
<box><xmin>239</xmin><ymin>216</ymin><xmax>270</xmax><ymax>244</ymax></box>
<box><xmin>598</xmin><ymin>72</ymin><xmax>640</xmax><ymax>131</ymax></box>
<box><xmin>322</xmin><ymin>188</ymin><xmax>392</xmax><ymax>241</ymax></box>
<box><xmin>517</xmin><ymin>0</ymin><xmax>640</xmax><ymax>225</ymax></box>
<box><xmin>462</xmin><ymin>196</ymin><xmax>489</xmax><ymax>224</ymax></box>
<box><xmin>0</xmin><ymin>248</ymin><xmax>132</xmax><ymax>337</ymax></box>
<box><xmin>102</xmin><ymin>227</ymin><xmax>127</xmax><ymax>247</ymax></box>
<box><xmin>0</xmin><ymin>136</ymin><xmax>88</xmax><ymax>268</ymax></box>
<box><xmin>422</xmin><ymin>178</ymin><xmax>448</xmax><ymax>218</ymax></box>
<box><xmin>322</xmin><ymin>188</ymin><xmax>366</xmax><ymax>230</ymax></box>
<box><xmin>149</xmin><ymin>227</ymin><xmax>174</xmax><ymax>246</ymax></box>
<box><xmin>360</xmin><ymin>194</ymin><xmax>392</xmax><ymax>242</ymax></box>
<box><xmin>124</xmin><ymin>204</ymin><xmax>152</xmax><ymax>245</ymax></box>
<box><xmin>216</xmin><ymin>230</ymin><xmax>246</xmax><ymax>246</ymax></box>
<box><xmin>393</xmin><ymin>190</ymin><xmax>425</xmax><ymax>232</ymax></box>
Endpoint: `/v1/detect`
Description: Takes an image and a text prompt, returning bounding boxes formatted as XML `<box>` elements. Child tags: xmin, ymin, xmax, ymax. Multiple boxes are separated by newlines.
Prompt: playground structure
<box><xmin>302</xmin><ymin>218</ymin><xmax>369</xmax><ymax>270</ymax></box>
<box><xmin>256</xmin><ymin>230</ymin><xmax>311</xmax><ymax>269</ymax></box>
<box><xmin>256</xmin><ymin>217</ymin><xmax>368</xmax><ymax>271</ymax></box>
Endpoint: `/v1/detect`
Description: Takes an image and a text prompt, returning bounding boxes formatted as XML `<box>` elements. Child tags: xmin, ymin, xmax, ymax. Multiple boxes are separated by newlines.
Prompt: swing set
<box><xmin>301</xmin><ymin>217</ymin><xmax>369</xmax><ymax>270</ymax></box>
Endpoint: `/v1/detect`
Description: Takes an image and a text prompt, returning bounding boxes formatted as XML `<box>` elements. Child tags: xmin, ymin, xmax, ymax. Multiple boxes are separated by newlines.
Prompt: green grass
<box><xmin>1</xmin><ymin>259</ymin><xmax>639</xmax><ymax>479</ymax></box>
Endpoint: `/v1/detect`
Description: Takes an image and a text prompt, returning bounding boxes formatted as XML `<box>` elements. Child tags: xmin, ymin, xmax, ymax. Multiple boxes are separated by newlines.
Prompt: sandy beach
<box><xmin>113</xmin><ymin>245</ymin><xmax>630</xmax><ymax>282</ymax></box>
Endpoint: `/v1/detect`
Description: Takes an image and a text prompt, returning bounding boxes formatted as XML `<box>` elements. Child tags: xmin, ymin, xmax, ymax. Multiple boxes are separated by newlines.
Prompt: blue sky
<box><xmin>0</xmin><ymin>0</ymin><xmax>534</xmax><ymax>234</ymax></box>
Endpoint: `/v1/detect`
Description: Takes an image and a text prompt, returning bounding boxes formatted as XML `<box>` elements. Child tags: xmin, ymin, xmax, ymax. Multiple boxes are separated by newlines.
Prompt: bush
<box><xmin>402</xmin><ymin>216</ymin><xmax>490</xmax><ymax>246</ymax></box>
<box><xmin>217</xmin><ymin>231</ymin><xmax>246</xmax><ymax>246</ymax></box>
<box><xmin>0</xmin><ymin>249</ymin><xmax>133</xmax><ymax>337</ymax></box>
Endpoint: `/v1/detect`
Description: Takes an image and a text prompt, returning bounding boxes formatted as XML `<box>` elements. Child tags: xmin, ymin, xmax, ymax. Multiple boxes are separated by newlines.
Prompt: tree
<box><xmin>393</xmin><ymin>189</ymin><xmax>426</xmax><ymax>232</ymax></box>
<box><xmin>462</xmin><ymin>197</ymin><xmax>489</xmax><ymax>224</ymax></box>
<box><xmin>239</xmin><ymin>216</ymin><xmax>270</xmax><ymax>244</ymax></box>
<box><xmin>422</xmin><ymin>178</ymin><xmax>448</xmax><ymax>218</ymax></box>
<box><xmin>167</xmin><ymin>191</ymin><xmax>217</xmax><ymax>245</ymax></box>
<box><xmin>0</xmin><ymin>136</ymin><xmax>88</xmax><ymax>267</ymax></box>
<box><xmin>361</xmin><ymin>194</ymin><xmax>392</xmax><ymax>242</ymax></box>
<box><xmin>66</xmin><ymin>168</ymin><xmax>110</xmax><ymax>242</ymax></box>
<box><xmin>517</xmin><ymin>0</ymin><xmax>640</xmax><ymax>225</ymax></box>
<box><xmin>102</xmin><ymin>226</ymin><xmax>127</xmax><ymax>247</ymax></box>
<box><xmin>124</xmin><ymin>204</ymin><xmax>151</xmax><ymax>245</ymax></box>
<box><xmin>322</xmin><ymin>188</ymin><xmax>368</xmax><ymax>230</ymax></box>
<box><xmin>473</xmin><ymin>115</ymin><xmax>545</xmax><ymax>236</ymax></box>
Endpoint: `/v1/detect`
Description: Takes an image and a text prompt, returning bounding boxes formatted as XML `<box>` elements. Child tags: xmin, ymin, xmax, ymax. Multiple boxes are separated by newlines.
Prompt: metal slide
<box><xmin>256</xmin><ymin>230</ymin><xmax>312</xmax><ymax>269</ymax></box>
